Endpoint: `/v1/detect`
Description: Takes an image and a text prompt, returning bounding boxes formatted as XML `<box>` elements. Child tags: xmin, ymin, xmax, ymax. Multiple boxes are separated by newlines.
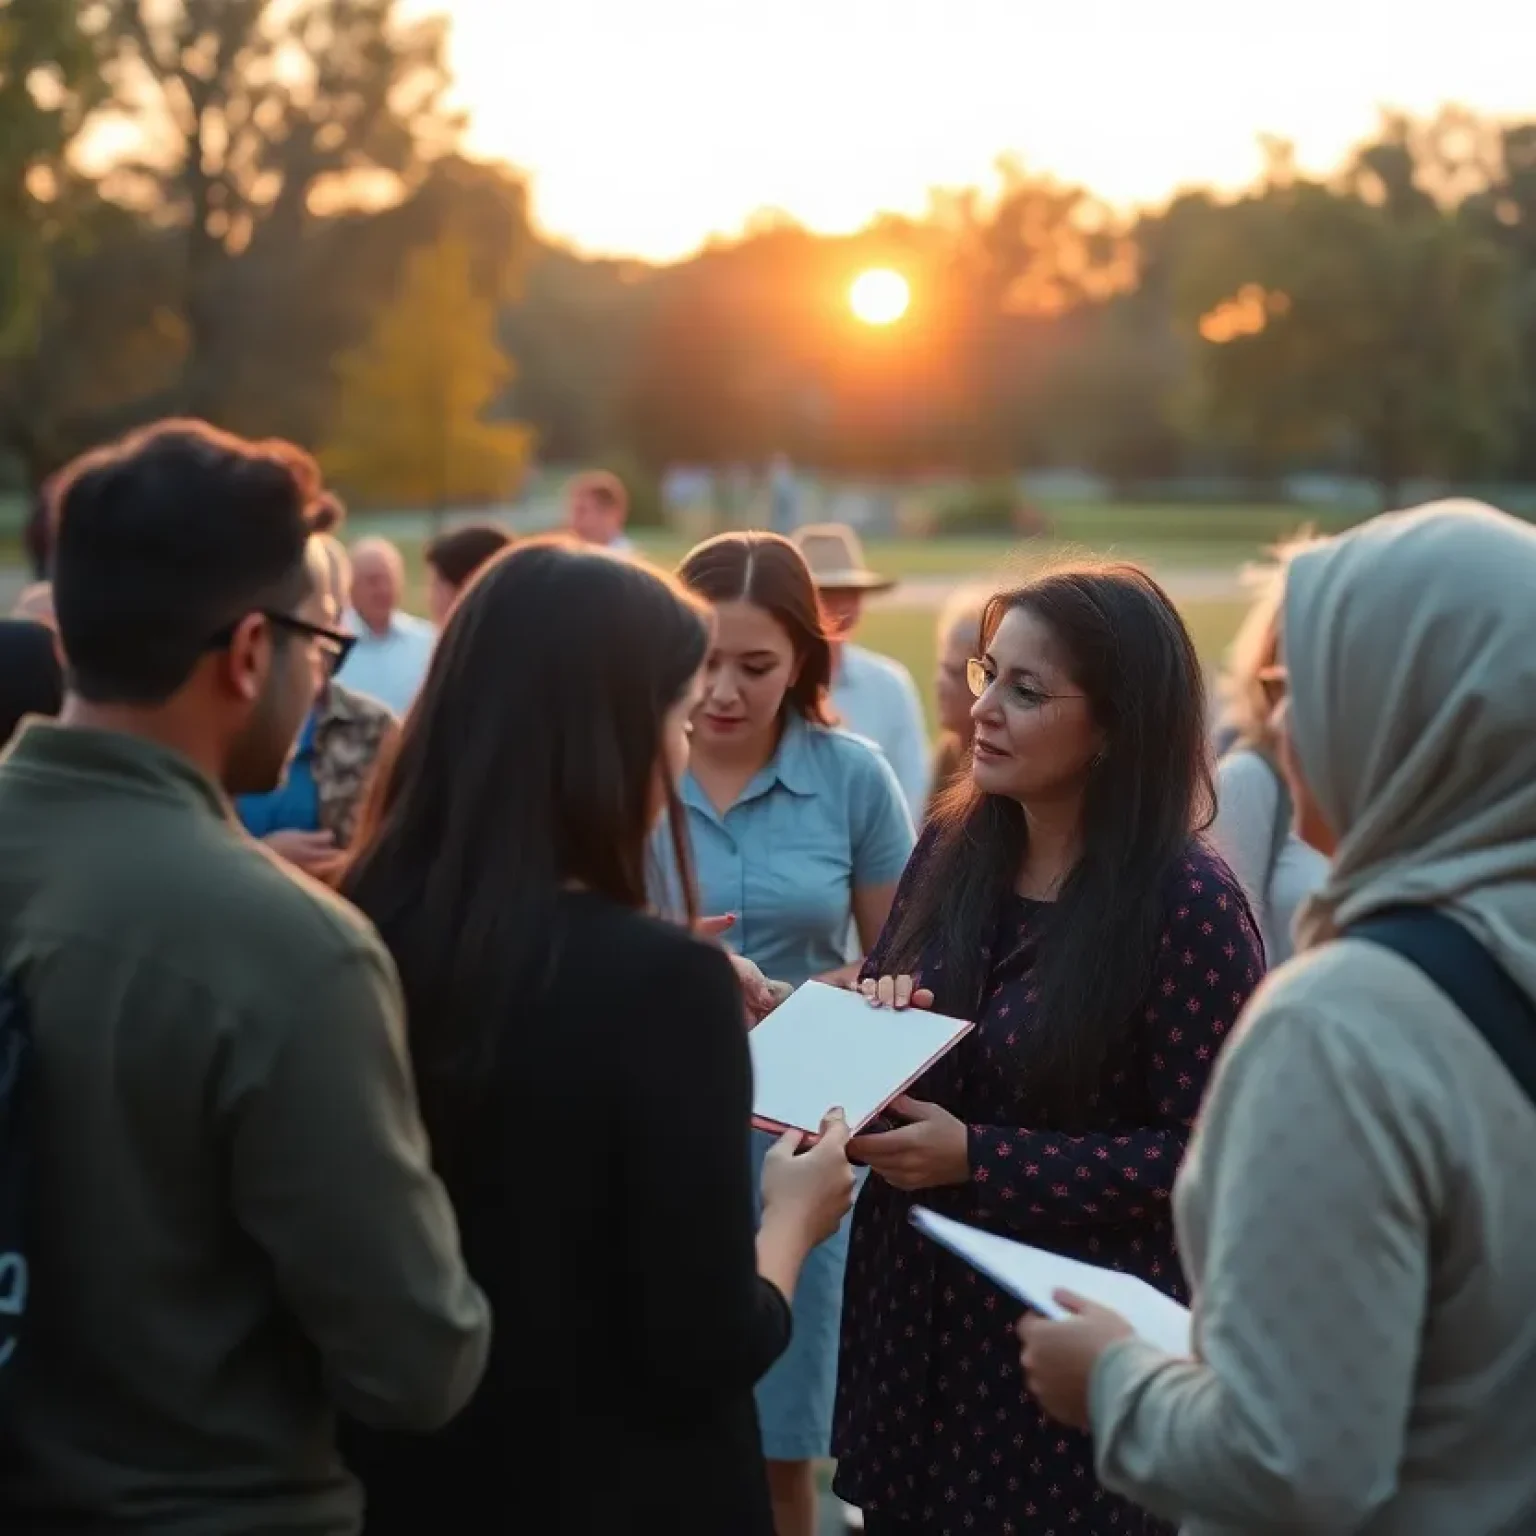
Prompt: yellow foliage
<box><xmin>322</xmin><ymin>231</ymin><xmax>533</xmax><ymax>507</ymax></box>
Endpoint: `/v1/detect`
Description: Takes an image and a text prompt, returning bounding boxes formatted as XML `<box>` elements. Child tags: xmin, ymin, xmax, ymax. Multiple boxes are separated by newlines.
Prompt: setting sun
<box><xmin>850</xmin><ymin>268</ymin><xmax>910</xmax><ymax>326</ymax></box>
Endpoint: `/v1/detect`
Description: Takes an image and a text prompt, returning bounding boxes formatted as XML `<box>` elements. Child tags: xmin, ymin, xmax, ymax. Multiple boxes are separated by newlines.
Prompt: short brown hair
<box><xmin>425</xmin><ymin>523</ymin><xmax>514</xmax><ymax>592</ymax></box>
<box><xmin>567</xmin><ymin>470</ymin><xmax>627</xmax><ymax>512</ymax></box>
<box><xmin>678</xmin><ymin>532</ymin><xmax>837</xmax><ymax>726</ymax></box>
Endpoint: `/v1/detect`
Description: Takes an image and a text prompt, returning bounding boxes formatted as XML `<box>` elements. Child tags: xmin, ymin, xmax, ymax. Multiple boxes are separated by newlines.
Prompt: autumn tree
<box><xmin>321</xmin><ymin>230</ymin><xmax>531</xmax><ymax>512</ymax></box>
<box><xmin>95</xmin><ymin>0</ymin><xmax>459</xmax><ymax>427</ymax></box>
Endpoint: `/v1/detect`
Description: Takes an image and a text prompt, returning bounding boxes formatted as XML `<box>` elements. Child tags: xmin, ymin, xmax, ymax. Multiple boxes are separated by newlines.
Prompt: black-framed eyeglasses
<box><xmin>206</xmin><ymin>611</ymin><xmax>356</xmax><ymax>675</ymax></box>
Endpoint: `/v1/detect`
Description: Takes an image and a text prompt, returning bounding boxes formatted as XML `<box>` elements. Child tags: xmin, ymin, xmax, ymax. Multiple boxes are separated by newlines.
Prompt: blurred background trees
<box><xmin>2</xmin><ymin>5</ymin><xmax>1534</xmax><ymax>517</ymax></box>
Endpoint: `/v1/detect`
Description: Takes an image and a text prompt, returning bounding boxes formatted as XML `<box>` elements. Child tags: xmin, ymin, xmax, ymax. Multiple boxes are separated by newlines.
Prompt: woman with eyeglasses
<box><xmin>1209</xmin><ymin>542</ymin><xmax>1329</xmax><ymax>965</ymax></box>
<box><xmin>236</xmin><ymin>534</ymin><xmax>395</xmax><ymax>876</ymax></box>
<box><xmin>832</xmin><ymin>565</ymin><xmax>1265</xmax><ymax>1536</ymax></box>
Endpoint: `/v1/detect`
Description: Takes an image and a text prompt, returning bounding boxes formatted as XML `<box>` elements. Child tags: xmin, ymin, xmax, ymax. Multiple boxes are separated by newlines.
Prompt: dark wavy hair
<box><xmin>881</xmin><ymin>563</ymin><xmax>1215</xmax><ymax>1115</ymax></box>
<box><xmin>342</xmin><ymin>538</ymin><xmax>711</xmax><ymax>1165</ymax></box>
<box><xmin>678</xmin><ymin>532</ymin><xmax>837</xmax><ymax>725</ymax></box>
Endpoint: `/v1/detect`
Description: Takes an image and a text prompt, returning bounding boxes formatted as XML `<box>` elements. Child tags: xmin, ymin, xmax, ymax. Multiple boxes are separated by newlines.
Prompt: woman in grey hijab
<box><xmin>1017</xmin><ymin>501</ymin><xmax>1536</xmax><ymax>1534</ymax></box>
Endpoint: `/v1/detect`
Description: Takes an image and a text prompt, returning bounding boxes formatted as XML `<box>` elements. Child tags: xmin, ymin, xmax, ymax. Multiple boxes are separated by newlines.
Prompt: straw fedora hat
<box><xmin>789</xmin><ymin>524</ymin><xmax>897</xmax><ymax>594</ymax></box>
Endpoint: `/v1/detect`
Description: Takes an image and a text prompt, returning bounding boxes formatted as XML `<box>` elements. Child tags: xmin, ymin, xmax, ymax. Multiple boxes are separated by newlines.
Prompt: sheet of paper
<box><xmin>749</xmin><ymin>981</ymin><xmax>973</xmax><ymax>1136</ymax></box>
<box><xmin>910</xmin><ymin>1207</ymin><xmax>1193</xmax><ymax>1358</ymax></box>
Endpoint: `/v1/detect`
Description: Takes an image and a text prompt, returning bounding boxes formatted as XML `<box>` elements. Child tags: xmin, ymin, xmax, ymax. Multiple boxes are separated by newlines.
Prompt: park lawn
<box><xmin>630</xmin><ymin>501</ymin><xmax>1348</xmax><ymax>578</ymax></box>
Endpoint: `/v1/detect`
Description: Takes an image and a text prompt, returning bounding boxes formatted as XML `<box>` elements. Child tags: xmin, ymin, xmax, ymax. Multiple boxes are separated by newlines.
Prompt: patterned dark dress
<box><xmin>833</xmin><ymin>838</ymin><xmax>1264</xmax><ymax>1534</ymax></box>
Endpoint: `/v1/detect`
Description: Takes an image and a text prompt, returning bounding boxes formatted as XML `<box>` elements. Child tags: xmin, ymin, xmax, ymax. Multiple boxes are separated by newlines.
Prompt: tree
<box><xmin>96</xmin><ymin>0</ymin><xmax>459</xmax><ymax>424</ymax></box>
<box><xmin>0</xmin><ymin>0</ymin><xmax>103</xmax><ymax>359</ymax></box>
<box><xmin>1169</xmin><ymin>123</ymin><xmax>1520</xmax><ymax>502</ymax></box>
<box><xmin>321</xmin><ymin>230</ymin><xmax>531</xmax><ymax>511</ymax></box>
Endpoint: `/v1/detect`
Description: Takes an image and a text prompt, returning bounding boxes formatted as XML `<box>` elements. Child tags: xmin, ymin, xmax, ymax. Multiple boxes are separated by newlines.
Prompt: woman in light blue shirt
<box><xmin>676</xmin><ymin>532</ymin><xmax>915</xmax><ymax>1536</ymax></box>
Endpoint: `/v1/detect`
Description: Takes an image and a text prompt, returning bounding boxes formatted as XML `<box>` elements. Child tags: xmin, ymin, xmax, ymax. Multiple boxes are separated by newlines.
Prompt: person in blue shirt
<box><xmin>674</xmin><ymin>532</ymin><xmax>915</xmax><ymax>1536</ymax></box>
<box><xmin>335</xmin><ymin>537</ymin><xmax>436</xmax><ymax>715</ymax></box>
<box><xmin>237</xmin><ymin>535</ymin><xmax>396</xmax><ymax>874</ymax></box>
<box><xmin>791</xmin><ymin>524</ymin><xmax>931</xmax><ymax>822</ymax></box>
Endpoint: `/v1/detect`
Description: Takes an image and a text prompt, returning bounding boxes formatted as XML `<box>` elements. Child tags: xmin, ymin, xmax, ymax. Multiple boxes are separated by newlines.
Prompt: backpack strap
<box><xmin>1260</xmin><ymin>754</ymin><xmax>1293</xmax><ymax>895</ymax></box>
<box><xmin>1348</xmin><ymin>907</ymin><xmax>1536</xmax><ymax>1108</ymax></box>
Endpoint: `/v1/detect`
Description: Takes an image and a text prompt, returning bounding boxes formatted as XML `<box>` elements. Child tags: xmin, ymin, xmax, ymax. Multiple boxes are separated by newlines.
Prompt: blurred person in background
<box><xmin>0</xmin><ymin>618</ymin><xmax>63</xmax><ymax>747</ymax></box>
<box><xmin>565</xmin><ymin>469</ymin><xmax>635</xmax><ymax>553</ymax></box>
<box><xmin>0</xmin><ymin>419</ymin><xmax>487</xmax><ymax>1532</ymax></box>
<box><xmin>1021</xmin><ymin>501</ymin><xmax>1536</xmax><ymax>1536</ymax></box>
<box><xmin>792</xmin><ymin>524</ymin><xmax>930</xmax><ymax>821</ymax></box>
<box><xmin>1209</xmin><ymin>541</ymin><xmax>1328</xmax><ymax>964</ymax></box>
<box><xmin>423</xmin><ymin>522</ymin><xmax>513</xmax><ymax>625</ymax></box>
<box><xmin>238</xmin><ymin>532</ymin><xmax>397</xmax><ymax>874</ymax></box>
<box><xmin>927</xmin><ymin>586</ymin><xmax>989</xmax><ymax>818</ymax></box>
<box><xmin>673</xmin><ymin>531</ymin><xmax>914</xmax><ymax>1536</ymax></box>
<box><xmin>336</xmin><ymin>536</ymin><xmax>435</xmax><ymax>714</ymax></box>
<box><xmin>340</xmin><ymin>538</ymin><xmax>855</xmax><ymax>1534</ymax></box>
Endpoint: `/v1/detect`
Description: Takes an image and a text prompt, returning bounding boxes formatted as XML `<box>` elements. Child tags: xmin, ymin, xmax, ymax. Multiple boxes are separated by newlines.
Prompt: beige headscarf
<box><xmin>1285</xmin><ymin>499</ymin><xmax>1536</xmax><ymax>998</ymax></box>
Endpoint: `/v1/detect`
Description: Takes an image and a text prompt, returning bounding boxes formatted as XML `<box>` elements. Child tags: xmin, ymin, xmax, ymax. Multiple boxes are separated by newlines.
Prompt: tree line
<box><xmin>6</xmin><ymin>2</ymin><xmax>1536</xmax><ymax>510</ymax></box>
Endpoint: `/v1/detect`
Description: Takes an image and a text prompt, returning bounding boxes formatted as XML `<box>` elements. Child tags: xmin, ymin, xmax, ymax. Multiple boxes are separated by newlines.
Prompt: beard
<box><xmin>224</xmin><ymin>654</ymin><xmax>313</xmax><ymax>797</ymax></box>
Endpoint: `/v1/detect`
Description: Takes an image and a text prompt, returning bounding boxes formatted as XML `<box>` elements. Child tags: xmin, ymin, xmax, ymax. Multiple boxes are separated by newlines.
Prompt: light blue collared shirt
<box><xmin>335</xmin><ymin>609</ymin><xmax>436</xmax><ymax>716</ymax></box>
<box><xmin>831</xmin><ymin>643</ymin><xmax>930</xmax><ymax>823</ymax></box>
<box><xmin>667</xmin><ymin>714</ymin><xmax>915</xmax><ymax>988</ymax></box>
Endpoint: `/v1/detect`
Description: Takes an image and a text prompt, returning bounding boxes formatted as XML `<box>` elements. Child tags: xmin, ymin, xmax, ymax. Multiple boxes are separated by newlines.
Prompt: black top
<box><xmin>345</xmin><ymin>891</ymin><xmax>790</xmax><ymax>1535</ymax></box>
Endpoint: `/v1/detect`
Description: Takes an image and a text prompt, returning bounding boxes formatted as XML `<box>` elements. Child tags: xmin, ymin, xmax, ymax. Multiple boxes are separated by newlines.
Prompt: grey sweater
<box><xmin>1089</xmin><ymin>940</ymin><xmax>1536</xmax><ymax>1533</ymax></box>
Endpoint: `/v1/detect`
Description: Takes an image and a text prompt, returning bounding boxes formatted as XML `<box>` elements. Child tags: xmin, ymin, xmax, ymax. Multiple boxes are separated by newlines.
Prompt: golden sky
<box><xmin>425</xmin><ymin>0</ymin><xmax>1533</xmax><ymax>262</ymax></box>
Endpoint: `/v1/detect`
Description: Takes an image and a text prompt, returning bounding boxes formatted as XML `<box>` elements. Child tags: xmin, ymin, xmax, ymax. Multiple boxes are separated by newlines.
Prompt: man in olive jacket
<box><xmin>0</xmin><ymin>421</ymin><xmax>490</xmax><ymax>1533</ymax></box>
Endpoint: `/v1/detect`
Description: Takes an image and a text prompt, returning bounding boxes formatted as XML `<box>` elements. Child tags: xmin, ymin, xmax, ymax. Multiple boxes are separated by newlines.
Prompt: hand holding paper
<box><xmin>910</xmin><ymin>1208</ymin><xmax>1192</xmax><ymax>1358</ymax></box>
<box><xmin>1017</xmin><ymin>1293</ymin><xmax>1136</xmax><ymax>1431</ymax></box>
<box><xmin>748</xmin><ymin>981</ymin><xmax>973</xmax><ymax>1137</ymax></box>
<box><xmin>846</xmin><ymin>1095</ymin><xmax>970</xmax><ymax>1190</ymax></box>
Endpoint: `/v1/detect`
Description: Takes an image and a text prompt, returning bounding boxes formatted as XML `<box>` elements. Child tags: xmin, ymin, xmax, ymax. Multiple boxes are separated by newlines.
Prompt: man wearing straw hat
<box><xmin>791</xmin><ymin>524</ymin><xmax>929</xmax><ymax>820</ymax></box>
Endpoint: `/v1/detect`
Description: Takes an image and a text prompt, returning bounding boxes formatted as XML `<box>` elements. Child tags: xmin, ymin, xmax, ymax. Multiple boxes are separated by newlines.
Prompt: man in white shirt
<box><xmin>335</xmin><ymin>536</ymin><xmax>436</xmax><ymax>715</ymax></box>
<box><xmin>565</xmin><ymin>470</ymin><xmax>635</xmax><ymax>554</ymax></box>
<box><xmin>791</xmin><ymin>524</ymin><xmax>930</xmax><ymax>820</ymax></box>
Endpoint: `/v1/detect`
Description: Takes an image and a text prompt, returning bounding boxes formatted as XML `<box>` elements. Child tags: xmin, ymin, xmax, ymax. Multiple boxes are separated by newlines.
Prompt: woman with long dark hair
<box><xmin>339</xmin><ymin>538</ymin><xmax>855</xmax><ymax>1534</ymax></box>
<box><xmin>833</xmin><ymin>564</ymin><xmax>1264</xmax><ymax>1535</ymax></box>
<box><xmin>672</xmin><ymin>532</ymin><xmax>915</xmax><ymax>1536</ymax></box>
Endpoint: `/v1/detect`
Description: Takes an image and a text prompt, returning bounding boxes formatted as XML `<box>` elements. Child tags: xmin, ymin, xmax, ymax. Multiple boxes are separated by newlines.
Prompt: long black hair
<box><xmin>0</xmin><ymin>620</ymin><xmax>63</xmax><ymax>746</ymax></box>
<box><xmin>342</xmin><ymin>537</ymin><xmax>711</xmax><ymax>1166</ymax></box>
<box><xmin>881</xmin><ymin>563</ymin><xmax>1214</xmax><ymax>1114</ymax></box>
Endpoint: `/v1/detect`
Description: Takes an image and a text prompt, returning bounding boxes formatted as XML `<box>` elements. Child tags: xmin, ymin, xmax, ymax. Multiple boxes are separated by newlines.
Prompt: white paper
<box><xmin>748</xmin><ymin>981</ymin><xmax>973</xmax><ymax>1136</ymax></box>
<box><xmin>910</xmin><ymin>1207</ymin><xmax>1193</xmax><ymax>1357</ymax></box>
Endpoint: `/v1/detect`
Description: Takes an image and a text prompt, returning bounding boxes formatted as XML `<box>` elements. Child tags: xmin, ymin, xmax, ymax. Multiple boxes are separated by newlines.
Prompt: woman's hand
<box><xmin>760</xmin><ymin>1109</ymin><xmax>856</xmax><ymax>1249</ymax></box>
<box><xmin>693</xmin><ymin>914</ymin><xmax>791</xmax><ymax>1026</ymax></box>
<box><xmin>846</xmin><ymin>1094</ymin><xmax>969</xmax><ymax>1189</ymax></box>
<box><xmin>730</xmin><ymin>954</ymin><xmax>793</xmax><ymax>1027</ymax></box>
<box><xmin>813</xmin><ymin>960</ymin><xmax>864</xmax><ymax>990</ymax></box>
<box><xmin>857</xmin><ymin>974</ymin><xmax>935</xmax><ymax>1010</ymax></box>
<box><xmin>1017</xmin><ymin>1291</ymin><xmax>1135</xmax><ymax>1430</ymax></box>
<box><xmin>265</xmin><ymin>829</ymin><xmax>338</xmax><ymax>873</ymax></box>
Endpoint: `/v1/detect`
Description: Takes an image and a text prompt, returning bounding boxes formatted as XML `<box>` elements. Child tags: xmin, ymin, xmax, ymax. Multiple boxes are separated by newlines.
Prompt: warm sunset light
<box><xmin>850</xmin><ymin>269</ymin><xmax>910</xmax><ymax>326</ymax></box>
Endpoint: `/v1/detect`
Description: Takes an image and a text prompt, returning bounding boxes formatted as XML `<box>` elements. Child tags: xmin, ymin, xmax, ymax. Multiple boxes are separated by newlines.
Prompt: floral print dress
<box><xmin>833</xmin><ymin>840</ymin><xmax>1264</xmax><ymax>1534</ymax></box>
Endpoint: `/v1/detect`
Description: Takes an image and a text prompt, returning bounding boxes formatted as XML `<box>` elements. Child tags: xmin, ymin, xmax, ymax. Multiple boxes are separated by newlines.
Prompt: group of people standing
<box><xmin>1</xmin><ymin>415</ymin><xmax>1534</xmax><ymax>1536</ymax></box>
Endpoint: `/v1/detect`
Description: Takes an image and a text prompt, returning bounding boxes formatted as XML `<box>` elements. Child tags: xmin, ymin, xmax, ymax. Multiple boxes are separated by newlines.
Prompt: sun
<box><xmin>849</xmin><ymin>268</ymin><xmax>910</xmax><ymax>326</ymax></box>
